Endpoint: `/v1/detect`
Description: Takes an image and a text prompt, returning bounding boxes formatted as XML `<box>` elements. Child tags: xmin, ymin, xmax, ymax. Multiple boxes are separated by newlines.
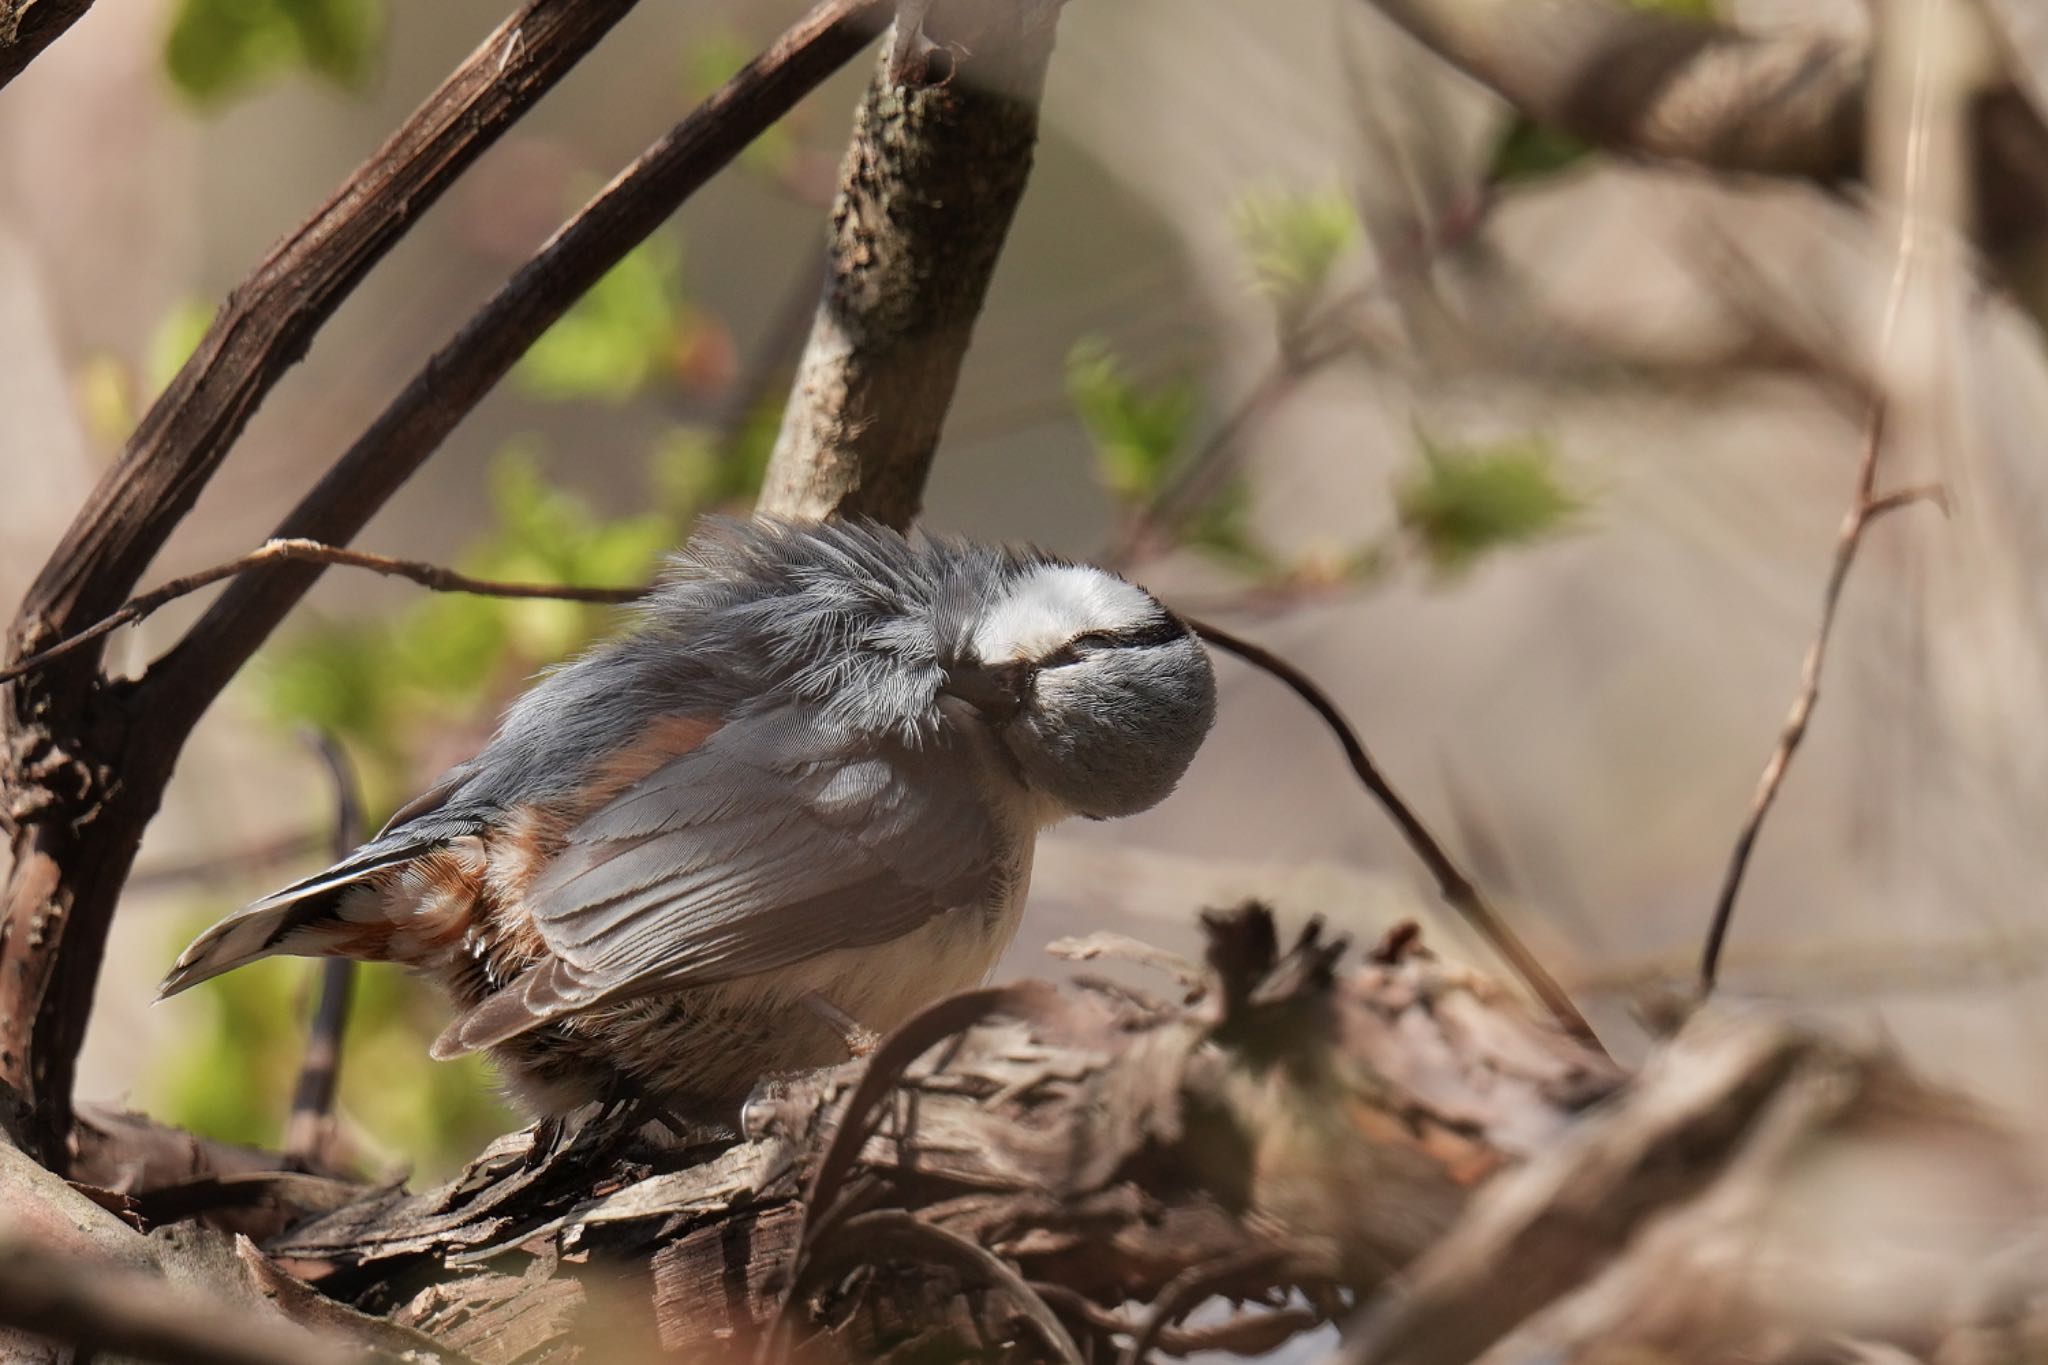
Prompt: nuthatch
<box><xmin>161</xmin><ymin>519</ymin><xmax>1216</xmax><ymax>1118</ymax></box>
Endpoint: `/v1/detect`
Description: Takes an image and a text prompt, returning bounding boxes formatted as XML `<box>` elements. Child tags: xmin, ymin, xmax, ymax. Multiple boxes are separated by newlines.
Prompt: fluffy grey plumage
<box><xmin>161</xmin><ymin>518</ymin><xmax>1216</xmax><ymax>1119</ymax></box>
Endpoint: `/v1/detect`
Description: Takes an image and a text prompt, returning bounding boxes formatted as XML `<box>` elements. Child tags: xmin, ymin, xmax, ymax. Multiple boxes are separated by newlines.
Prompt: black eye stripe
<box><xmin>1065</xmin><ymin>616</ymin><xmax>1188</xmax><ymax>653</ymax></box>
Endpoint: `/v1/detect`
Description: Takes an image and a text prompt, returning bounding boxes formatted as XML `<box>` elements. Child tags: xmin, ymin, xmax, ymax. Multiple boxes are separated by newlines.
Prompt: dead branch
<box><xmin>0</xmin><ymin>0</ymin><xmax>649</xmax><ymax>1170</ymax></box>
<box><xmin>757</xmin><ymin>0</ymin><xmax>1066</xmax><ymax>530</ymax></box>
<box><xmin>1697</xmin><ymin>410</ymin><xmax>1946</xmax><ymax>989</ymax></box>
<box><xmin>1356</xmin><ymin>0</ymin><xmax>2048</xmax><ymax>264</ymax></box>
<box><xmin>1189</xmin><ymin>618</ymin><xmax>1601</xmax><ymax>1049</ymax></box>
<box><xmin>1340</xmin><ymin>1010</ymin><xmax>2048</xmax><ymax>1365</ymax></box>
<box><xmin>0</xmin><ymin>0</ymin><xmax>94</xmax><ymax>90</ymax></box>
<box><xmin>285</xmin><ymin>736</ymin><xmax>366</xmax><ymax>1166</ymax></box>
<box><xmin>234</xmin><ymin>906</ymin><xmax>1614</xmax><ymax>1362</ymax></box>
<box><xmin>8</xmin><ymin>0</ymin><xmax>640</xmax><ymax>683</ymax></box>
<box><xmin>0</xmin><ymin>0</ymin><xmax>96</xmax><ymax>91</ymax></box>
<box><xmin>0</xmin><ymin>0</ymin><xmax>882</xmax><ymax>1167</ymax></box>
<box><xmin>153</xmin><ymin>0</ymin><xmax>882</xmax><ymax>726</ymax></box>
<box><xmin>0</xmin><ymin>539</ymin><xmax>647</xmax><ymax>686</ymax></box>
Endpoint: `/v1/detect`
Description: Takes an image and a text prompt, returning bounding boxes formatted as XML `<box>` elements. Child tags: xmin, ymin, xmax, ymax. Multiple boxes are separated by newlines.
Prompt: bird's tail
<box><xmin>156</xmin><ymin>839</ymin><xmax>433</xmax><ymax>1000</ymax></box>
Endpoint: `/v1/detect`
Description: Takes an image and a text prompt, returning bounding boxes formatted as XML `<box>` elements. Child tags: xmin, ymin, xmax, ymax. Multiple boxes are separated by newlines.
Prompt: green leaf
<box><xmin>151</xmin><ymin>913</ymin><xmax>514</xmax><ymax>1178</ymax></box>
<box><xmin>1180</xmin><ymin>480</ymin><xmax>1273</xmax><ymax>574</ymax></box>
<box><xmin>518</xmin><ymin>238</ymin><xmax>686</xmax><ymax>403</ymax></box>
<box><xmin>1231</xmin><ymin>186</ymin><xmax>1360</xmax><ymax>318</ymax></box>
<box><xmin>165</xmin><ymin>0</ymin><xmax>383</xmax><ymax>105</ymax></box>
<box><xmin>145</xmin><ymin>297</ymin><xmax>217</xmax><ymax>397</ymax></box>
<box><xmin>685</xmin><ymin>30</ymin><xmax>798</xmax><ymax>178</ymax></box>
<box><xmin>1065</xmin><ymin>338</ymin><xmax>1198</xmax><ymax>503</ymax></box>
<box><xmin>1395</xmin><ymin>433</ymin><xmax>1584</xmax><ymax>574</ymax></box>
<box><xmin>1487</xmin><ymin>117</ymin><xmax>1594</xmax><ymax>185</ymax></box>
<box><xmin>651</xmin><ymin>420</ymin><xmax>773</xmax><ymax>519</ymax></box>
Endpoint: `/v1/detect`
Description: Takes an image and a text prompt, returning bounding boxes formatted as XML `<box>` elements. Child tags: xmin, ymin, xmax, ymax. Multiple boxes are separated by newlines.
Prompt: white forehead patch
<box><xmin>974</xmin><ymin>564</ymin><xmax>1157</xmax><ymax>662</ymax></box>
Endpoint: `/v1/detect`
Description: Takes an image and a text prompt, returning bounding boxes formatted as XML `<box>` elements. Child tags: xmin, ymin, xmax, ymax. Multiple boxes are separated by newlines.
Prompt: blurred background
<box><xmin>4</xmin><ymin>0</ymin><xmax>2047</xmax><ymax>1178</ymax></box>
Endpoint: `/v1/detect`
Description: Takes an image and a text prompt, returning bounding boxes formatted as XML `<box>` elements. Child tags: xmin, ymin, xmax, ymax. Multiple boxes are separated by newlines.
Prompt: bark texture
<box><xmin>0</xmin><ymin>0</ymin><xmax>95</xmax><ymax>91</ymax></box>
<box><xmin>4</xmin><ymin>910</ymin><xmax>2040</xmax><ymax>1365</ymax></box>
<box><xmin>758</xmin><ymin>0</ymin><xmax>1065</xmax><ymax>531</ymax></box>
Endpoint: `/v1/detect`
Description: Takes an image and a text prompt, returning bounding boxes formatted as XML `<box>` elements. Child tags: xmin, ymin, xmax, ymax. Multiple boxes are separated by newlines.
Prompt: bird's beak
<box><xmin>940</xmin><ymin>660</ymin><xmax>1031</xmax><ymax>723</ymax></box>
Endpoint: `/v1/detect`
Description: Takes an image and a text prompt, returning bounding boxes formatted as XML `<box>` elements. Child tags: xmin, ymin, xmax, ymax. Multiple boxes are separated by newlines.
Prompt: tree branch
<box><xmin>148</xmin><ymin>0</ymin><xmax>882</xmax><ymax>735</ymax></box>
<box><xmin>6</xmin><ymin>0</ymin><xmax>641</xmax><ymax>680</ymax></box>
<box><xmin>1698</xmin><ymin>418</ymin><xmax>1943</xmax><ymax>991</ymax></box>
<box><xmin>285</xmin><ymin>735</ymin><xmax>365</xmax><ymax>1167</ymax></box>
<box><xmin>1358</xmin><ymin>0</ymin><xmax>2048</xmax><ymax>258</ymax></box>
<box><xmin>0</xmin><ymin>0</ymin><xmax>879</xmax><ymax>1167</ymax></box>
<box><xmin>0</xmin><ymin>0</ymin><xmax>645</xmax><ymax>1170</ymax></box>
<box><xmin>757</xmin><ymin>0</ymin><xmax>1066</xmax><ymax>530</ymax></box>
<box><xmin>1188</xmin><ymin>619</ymin><xmax>1601</xmax><ymax>1049</ymax></box>
<box><xmin>0</xmin><ymin>539</ymin><xmax>646</xmax><ymax>687</ymax></box>
<box><xmin>0</xmin><ymin>0</ymin><xmax>95</xmax><ymax>91</ymax></box>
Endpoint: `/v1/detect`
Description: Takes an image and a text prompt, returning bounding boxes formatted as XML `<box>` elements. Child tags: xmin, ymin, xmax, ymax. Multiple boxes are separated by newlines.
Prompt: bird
<box><xmin>159</xmin><ymin>518</ymin><xmax>1217</xmax><ymax>1121</ymax></box>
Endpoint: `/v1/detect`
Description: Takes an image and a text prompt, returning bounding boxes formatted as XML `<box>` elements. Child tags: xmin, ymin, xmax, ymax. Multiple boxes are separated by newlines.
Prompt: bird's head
<box><xmin>941</xmin><ymin>562</ymin><xmax>1215</xmax><ymax>820</ymax></box>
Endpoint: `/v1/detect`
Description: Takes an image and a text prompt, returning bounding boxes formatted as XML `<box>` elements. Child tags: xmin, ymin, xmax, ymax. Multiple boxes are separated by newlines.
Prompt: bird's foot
<box><xmin>801</xmin><ymin>991</ymin><xmax>882</xmax><ymax>1058</ymax></box>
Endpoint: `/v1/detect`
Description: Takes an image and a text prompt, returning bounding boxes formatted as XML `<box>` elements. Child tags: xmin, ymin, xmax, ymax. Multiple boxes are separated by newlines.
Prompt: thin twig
<box><xmin>0</xmin><ymin>538</ymin><xmax>647</xmax><ymax>685</ymax></box>
<box><xmin>13</xmin><ymin>536</ymin><xmax>1598</xmax><ymax>1048</ymax></box>
<box><xmin>1700</xmin><ymin>0</ymin><xmax>1946</xmax><ymax>994</ymax></box>
<box><xmin>1698</xmin><ymin>410</ymin><xmax>1937</xmax><ymax>990</ymax></box>
<box><xmin>1102</xmin><ymin>303</ymin><xmax>1364</xmax><ymax>571</ymax></box>
<box><xmin>821</xmin><ymin>1210</ymin><xmax>1086</xmax><ymax>1365</ymax></box>
<box><xmin>286</xmin><ymin>733</ymin><xmax>368</xmax><ymax>1164</ymax></box>
<box><xmin>1187</xmin><ymin>616</ymin><xmax>1600</xmax><ymax>1048</ymax></box>
<box><xmin>1033</xmin><ymin>1281</ymin><xmax>1326</xmax><ymax>1360</ymax></box>
<box><xmin>1119</xmin><ymin>1248</ymin><xmax>1297</xmax><ymax>1365</ymax></box>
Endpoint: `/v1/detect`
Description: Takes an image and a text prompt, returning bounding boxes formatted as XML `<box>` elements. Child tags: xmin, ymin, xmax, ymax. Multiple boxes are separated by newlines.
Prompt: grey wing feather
<box><xmin>436</xmin><ymin>706</ymin><xmax>1008</xmax><ymax>1055</ymax></box>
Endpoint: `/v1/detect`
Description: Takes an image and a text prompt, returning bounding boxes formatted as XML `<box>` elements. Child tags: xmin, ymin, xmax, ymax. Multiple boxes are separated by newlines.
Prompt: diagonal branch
<box><xmin>1189</xmin><ymin>619</ymin><xmax>1600</xmax><ymax>1048</ymax></box>
<box><xmin>6</xmin><ymin>0</ymin><xmax>642</xmax><ymax>682</ymax></box>
<box><xmin>0</xmin><ymin>0</ymin><xmax>96</xmax><ymax>91</ymax></box>
<box><xmin>0</xmin><ymin>539</ymin><xmax>645</xmax><ymax>687</ymax></box>
<box><xmin>0</xmin><ymin>0</ymin><xmax>880</xmax><ymax>1168</ymax></box>
<box><xmin>1357</xmin><ymin>0</ymin><xmax>2048</xmax><ymax>261</ymax></box>
<box><xmin>148</xmin><ymin>0</ymin><xmax>884</xmax><ymax>734</ymax></box>
<box><xmin>1697</xmin><ymin>416</ymin><xmax>1943</xmax><ymax>991</ymax></box>
<box><xmin>284</xmin><ymin>734</ymin><xmax>365</xmax><ymax>1166</ymax></box>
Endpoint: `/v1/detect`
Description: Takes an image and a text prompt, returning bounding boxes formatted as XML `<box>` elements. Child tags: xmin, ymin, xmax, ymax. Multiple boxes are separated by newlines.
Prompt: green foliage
<box><xmin>685</xmin><ymin>30</ymin><xmax>798</xmax><ymax>178</ymax></box>
<box><xmin>145</xmin><ymin>298</ymin><xmax>217</xmax><ymax>397</ymax></box>
<box><xmin>1395</xmin><ymin>432</ymin><xmax>1584</xmax><ymax>574</ymax></box>
<box><xmin>652</xmin><ymin>418</ymin><xmax>777</xmax><ymax>516</ymax></box>
<box><xmin>1488</xmin><ymin>118</ymin><xmax>1594</xmax><ymax>185</ymax></box>
<box><xmin>1623</xmin><ymin>0</ymin><xmax>1717</xmax><ymax>16</ymax></box>
<box><xmin>519</xmin><ymin>238</ymin><xmax>689</xmax><ymax>404</ymax></box>
<box><xmin>1179</xmin><ymin>481</ymin><xmax>1273</xmax><ymax>575</ymax></box>
<box><xmin>1231</xmin><ymin>186</ymin><xmax>1360</xmax><ymax>328</ymax></box>
<box><xmin>256</xmin><ymin>443</ymin><xmax>674</xmax><ymax>797</ymax></box>
<box><xmin>1065</xmin><ymin>338</ymin><xmax>1198</xmax><ymax>503</ymax></box>
<box><xmin>71</xmin><ymin>297</ymin><xmax>218</xmax><ymax>450</ymax></box>
<box><xmin>151</xmin><ymin>918</ymin><xmax>509</xmax><ymax>1176</ymax></box>
<box><xmin>164</xmin><ymin>0</ymin><xmax>384</xmax><ymax>105</ymax></box>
